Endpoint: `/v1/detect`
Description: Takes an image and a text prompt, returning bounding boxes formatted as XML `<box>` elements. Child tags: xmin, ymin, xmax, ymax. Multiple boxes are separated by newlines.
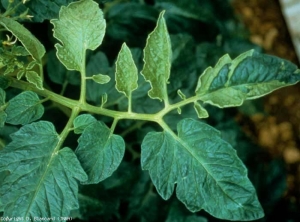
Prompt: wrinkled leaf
<box><xmin>73</xmin><ymin>114</ymin><xmax>97</xmax><ymax>134</ymax></box>
<box><xmin>92</xmin><ymin>74</ymin><xmax>111</xmax><ymax>84</ymax></box>
<box><xmin>76</xmin><ymin>121</ymin><xmax>125</xmax><ymax>184</ymax></box>
<box><xmin>51</xmin><ymin>0</ymin><xmax>106</xmax><ymax>71</ymax></box>
<box><xmin>141</xmin><ymin>118</ymin><xmax>264</xmax><ymax>220</ymax></box>
<box><xmin>141</xmin><ymin>11</ymin><xmax>171</xmax><ymax>101</ymax></box>
<box><xmin>25</xmin><ymin>71</ymin><xmax>44</xmax><ymax>90</ymax></box>
<box><xmin>0</xmin><ymin>121</ymin><xmax>87</xmax><ymax>217</ymax></box>
<box><xmin>0</xmin><ymin>17</ymin><xmax>46</xmax><ymax>62</ymax></box>
<box><xmin>196</xmin><ymin>50</ymin><xmax>300</xmax><ymax>107</ymax></box>
<box><xmin>5</xmin><ymin>91</ymin><xmax>44</xmax><ymax>125</ymax></box>
<box><xmin>115</xmin><ymin>43</ymin><xmax>138</xmax><ymax>97</ymax></box>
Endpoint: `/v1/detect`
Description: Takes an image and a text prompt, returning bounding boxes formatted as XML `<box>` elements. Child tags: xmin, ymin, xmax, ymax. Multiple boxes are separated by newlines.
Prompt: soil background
<box><xmin>232</xmin><ymin>0</ymin><xmax>300</xmax><ymax>219</ymax></box>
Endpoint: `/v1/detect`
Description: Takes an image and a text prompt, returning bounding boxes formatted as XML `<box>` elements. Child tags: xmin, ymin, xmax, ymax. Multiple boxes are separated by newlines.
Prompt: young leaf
<box><xmin>91</xmin><ymin>74</ymin><xmax>111</xmax><ymax>84</ymax></box>
<box><xmin>25</xmin><ymin>71</ymin><xmax>44</xmax><ymax>90</ymax></box>
<box><xmin>194</xmin><ymin>102</ymin><xmax>208</xmax><ymax>118</ymax></box>
<box><xmin>115</xmin><ymin>43</ymin><xmax>138</xmax><ymax>97</ymax></box>
<box><xmin>196</xmin><ymin>50</ymin><xmax>300</xmax><ymax>108</ymax></box>
<box><xmin>0</xmin><ymin>121</ymin><xmax>88</xmax><ymax>218</ymax></box>
<box><xmin>51</xmin><ymin>0</ymin><xmax>106</xmax><ymax>71</ymax></box>
<box><xmin>141</xmin><ymin>11</ymin><xmax>172</xmax><ymax>101</ymax></box>
<box><xmin>76</xmin><ymin>121</ymin><xmax>125</xmax><ymax>184</ymax></box>
<box><xmin>73</xmin><ymin>114</ymin><xmax>97</xmax><ymax>134</ymax></box>
<box><xmin>141</xmin><ymin>118</ymin><xmax>264</xmax><ymax>221</ymax></box>
<box><xmin>5</xmin><ymin>91</ymin><xmax>44</xmax><ymax>125</ymax></box>
<box><xmin>0</xmin><ymin>17</ymin><xmax>46</xmax><ymax>62</ymax></box>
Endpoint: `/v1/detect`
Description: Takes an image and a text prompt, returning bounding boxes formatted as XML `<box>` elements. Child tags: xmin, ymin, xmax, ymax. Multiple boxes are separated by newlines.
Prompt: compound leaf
<box><xmin>141</xmin><ymin>118</ymin><xmax>264</xmax><ymax>221</ymax></box>
<box><xmin>73</xmin><ymin>114</ymin><xmax>97</xmax><ymax>134</ymax></box>
<box><xmin>115</xmin><ymin>43</ymin><xmax>138</xmax><ymax>97</ymax></box>
<box><xmin>0</xmin><ymin>121</ymin><xmax>87</xmax><ymax>218</ymax></box>
<box><xmin>76</xmin><ymin>121</ymin><xmax>125</xmax><ymax>184</ymax></box>
<box><xmin>5</xmin><ymin>91</ymin><xmax>44</xmax><ymax>125</ymax></box>
<box><xmin>196</xmin><ymin>50</ymin><xmax>300</xmax><ymax>108</ymax></box>
<box><xmin>51</xmin><ymin>0</ymin><xmax>106</xmax><ymax>71</ymax></box>
<box><xmin>141</xmin><ymin>11</ymin><xmax>171</xmax><ymax>101</ymax></box>
<box><xmin>0</xmin><ymin>17</ymin><xmax>45</xmax><ymax>63</ymax></box>
<box><xmin>25</xmin><ymin>71</ymin><xmax>44</xmax><ymax>90</ymax></box>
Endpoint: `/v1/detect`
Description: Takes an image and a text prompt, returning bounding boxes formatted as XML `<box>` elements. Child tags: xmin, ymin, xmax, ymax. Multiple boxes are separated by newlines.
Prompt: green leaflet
<box><xmin>193</xmin><ymin>102</ymin><xmax>208</xmax><ymax>118</ymax></box>
<box><xmin>5</xmin><ymin>91</ymin><xmax>44</xmax><ymax>125</ymax></box>
<box><xmin>51</xmin><ymin>0</ymin><xmax>106</xmax><ymax>71</ymax></box>
<box><xmin>141</xmin><ymin>118</ymin><xmax>264</xmax><ymax>221</ymax></box>
<box><xmin>196</xmin><ymin>50</ymin><xmax>300</xmax><ymax>108</ymax></box>
<box><xmin>0</xmin><ymin>121</ymin><xmax>87</xmax><ymax>218</ymax></box>
<box><xmin>73</xmin><ymin>114</ymin><xmax>97</xmax><ymax>134</ymax></box>
<box><xmin>115</xmin><ymin>43</ymin><xmax>138</xmax><ymax>97</ymax></box>
<box><xmin>25</xmin><ymin>71</ymin><xmax>44</xmax><ymax>90</ymax></box>
<box><xmin>0</xmin><ymin>17</ymin><xmax>46</xmax><ymax>63</ymax></box>
<box><xmin>141</xmin><ymin>11</ymin><xmax>172</xmax><ymax>101</ymax></box>
<box><xmin>75</xmin><ymin>121</ymin><xmax>125</xmax><ymax>184</ymax></box>
<box><xmin>91</xmin><ymin>74</ymin><xmax>111</xmax><ymax>84</ymax></box>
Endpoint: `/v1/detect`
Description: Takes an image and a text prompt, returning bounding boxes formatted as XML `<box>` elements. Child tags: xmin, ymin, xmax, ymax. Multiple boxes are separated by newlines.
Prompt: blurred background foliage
<box><xmin>0</xmin><ymin>0</ymin><xmax>299</xmax><ymax>221</ymax></box>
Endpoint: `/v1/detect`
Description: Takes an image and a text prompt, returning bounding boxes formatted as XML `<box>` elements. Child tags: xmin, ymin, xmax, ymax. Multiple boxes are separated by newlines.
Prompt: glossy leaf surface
<box><xmin>76</xmin><ymin>121</ymin><xmax>125</xmax><ymax>184</ymax></box>
<box><xmin>141</xmin><ymin>11</ymin><xmax>171</xmax><ymax>101</ymax></box>
<box><xmin>196</xmin><ymin>50</ymin><xmax>300</xmax><ymax>108</ymax></box>
<box><xmin>0</xmin><ymin>121</ymin><xmax>87</xmax><ymax>218</ymax></box>
<box><xmin>141</xmin><ymin>118</ymin><xmax>264</xmax><ymax>220</ymax></box>
<box><xmin>5</xmin><ymin>91</ymin><xmax>44</xmax><ymax>125</ymax></box>
<box><xmin>51</xmin><ymin>0</ymin><xmax>106</xmax><ymax>71</ymax></box>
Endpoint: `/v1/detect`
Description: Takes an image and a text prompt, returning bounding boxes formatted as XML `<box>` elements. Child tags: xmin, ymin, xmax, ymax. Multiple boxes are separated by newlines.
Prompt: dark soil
<box><xmin>232</xmin><ymin>0</ymin><xmax>300</xmax><ymax>219</ymax></box>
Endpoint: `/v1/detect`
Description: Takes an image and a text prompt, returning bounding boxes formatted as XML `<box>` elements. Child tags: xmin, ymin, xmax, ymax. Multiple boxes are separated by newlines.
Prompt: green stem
<box><xmin>54</xmin><ymin>106</ymin><xmax>80</xmax><ymax>153</ymax></box>
<box><xmin>9</xmin><ymin>77</ymin><xmax>201</xmax><ymax>123</ymax></box>
<box><xmin>79</xmin><ymin>51</ymin><xmax>87</xmax><ymax>104</ymax></box>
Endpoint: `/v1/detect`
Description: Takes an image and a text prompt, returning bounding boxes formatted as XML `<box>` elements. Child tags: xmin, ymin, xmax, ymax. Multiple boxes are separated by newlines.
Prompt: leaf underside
<box><xmin>141</xmin><ymin>118</ymin><xmax>264</xmax><ymax>221</ymax></box>
<box><xmin>115</xmin><ymin>43</ymin><xmax>138</xmax><ymax>97</ymax></box>
<box><xmin>196</xmin><ymin>50</ymin><xmax>300</xmax><ymax>108</ymax></box>
<box><xmin>141</xmin><ymin>10</ymin><xmax>171</xmax><ymax>101</ymax></box>
<box><xmin>0</xmin><ymin>121</ymin><xmax>87</xmax><ymax>218</ymax></box>
<box><xmin>51</xmin><ymin>0</ymin><xmax>106</xmax><ymax>71</ymax></box>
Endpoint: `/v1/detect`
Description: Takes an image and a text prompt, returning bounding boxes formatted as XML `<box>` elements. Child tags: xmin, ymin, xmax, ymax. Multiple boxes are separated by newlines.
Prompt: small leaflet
<box><xmin>76</xmin><ymin>121</ymin><xmax>125</xmax><ymax>184</ymax></box>
<box><xmin>25</xmin><ymin>71</ymin><xmax>44</xmax><ymax>90</ymax></box>
<box><xmin>196</xmin><ymin>50</ymin><xmax>300</xmax><ymax>108</ymax></box>
<box><xmin>141</xmin><ymin>11</ymin><xmax>172</xmax><ymax>101</ymax></box>
<box><xmin>115</xmin><ymin>43</ymin><xmax>138</xmax><ymax>98</ymax></box>
<box><xmin>193</xmin><ymin>102</ymin><xmax>209</xmax><ymax>118</ymax></box>
<box><xmin>141</xmin><ymin>118</ymin><xmax>264</xmax><ymax>220</ymax></box>
<box><xmin>51</xmin><ymin>0</ymin><xmax>106</xmax><ymax>71</ymax></box>
<box><xmin>92</xmin><ymin>74</ymin><xmax>111</xmax><ymax>84</ymax></box>
<box><xmin>5</xmin><ymin>91</ymin><xmax>44</xmax><ymax>125</ymax></box>
<box><xmin>0</xmin><ymin>17</ymin><xmax>45</xmax><ymax>63</ymax></box>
